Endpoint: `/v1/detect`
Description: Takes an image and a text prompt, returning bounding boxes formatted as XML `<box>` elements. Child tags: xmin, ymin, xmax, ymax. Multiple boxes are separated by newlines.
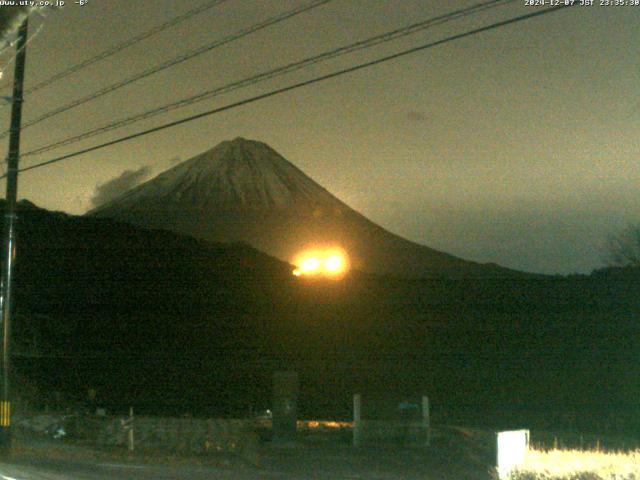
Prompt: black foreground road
<box><xmin>0</xmin><ymin>436</ymin><xmax>494</xmax><ymax>480</ymax></box>
<box><xmin>1</xmin><ymin>459</ymin><xmax>284</xmax><ymax>480</ymax></box>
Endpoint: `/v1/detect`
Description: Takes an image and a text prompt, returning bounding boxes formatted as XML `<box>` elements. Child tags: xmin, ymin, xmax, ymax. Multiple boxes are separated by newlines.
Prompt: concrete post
<box><xmin>272</xmin><ymin>371</ymin><xmax>298</xmax><ymax>444</ymax></box>
<box><xmin>353</xmin><ymin>393</ymin><xmax>362</xmax><ymax>447</ymax></box>
<box><xmin>0</xmin><ymin>18</ymin><xmax>29</xmax><ymax>455</ymax></box>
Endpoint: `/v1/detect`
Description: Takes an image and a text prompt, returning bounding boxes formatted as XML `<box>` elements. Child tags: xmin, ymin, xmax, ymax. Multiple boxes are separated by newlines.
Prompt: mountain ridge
<box><xmin>89</xmin><ymin>137</ymin><xmax>532</xmax><ymax>279</ymax></box>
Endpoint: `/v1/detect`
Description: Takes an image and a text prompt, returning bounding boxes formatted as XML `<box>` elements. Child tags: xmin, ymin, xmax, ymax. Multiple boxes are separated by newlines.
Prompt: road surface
<box><xmin>0</xmin><ymin>429</ymin><xmax>494</xmax><ymax>479</ymax></box>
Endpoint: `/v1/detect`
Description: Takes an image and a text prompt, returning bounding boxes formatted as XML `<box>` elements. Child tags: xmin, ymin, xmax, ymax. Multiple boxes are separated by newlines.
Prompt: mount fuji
<box><xmin>88</xmin><ymin>138</ymin><xmax>523</xmax><ymax>278</ymax></box>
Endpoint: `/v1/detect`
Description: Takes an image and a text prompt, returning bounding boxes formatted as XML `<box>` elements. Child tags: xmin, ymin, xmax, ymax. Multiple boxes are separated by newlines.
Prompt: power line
<box><xmin>0</xmin><ymin>0</ymin><xmax>232</xmax><ymax>99</ymax></box>
<box><xmin>3</xmin><ymin>5</ymin><xmax>575</xmax><ymax>179</ymax></box>
<box><xmin>22</xmin><ymin>0</ymin><xmax>516</xmax><ymax>158</ymax></box>
<box><xmin>0</xmin><ymin>0</ymin><xmax>334</xmax><ymax>139</ymax></box>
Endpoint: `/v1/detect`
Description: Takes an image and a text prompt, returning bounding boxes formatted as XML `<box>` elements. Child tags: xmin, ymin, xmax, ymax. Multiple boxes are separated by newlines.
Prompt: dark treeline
<box><xmin>4</xmin><ymin>201</ymin><xmax>639</xmax><ymax>435</ymax></box>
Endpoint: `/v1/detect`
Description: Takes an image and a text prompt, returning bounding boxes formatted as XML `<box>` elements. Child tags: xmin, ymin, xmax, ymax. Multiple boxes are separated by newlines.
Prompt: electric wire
<box><xmin>22</xmin><ymin>0</ymin><xmax>516</xmax><ymax>158</ymax></box>
<box><xmin>0</xmin><ymin>0</ymin><xmax>334</xmax><ymax>139</ymax></box>
<box><xmin>0</xmin><ymin>0</ymin><xmax>232</xmax><ymax>99</ymax></box>
<box><xmin>2</xmin><ymin>4</ymin><xmax>575</xmax><ymax>179</ymax></box>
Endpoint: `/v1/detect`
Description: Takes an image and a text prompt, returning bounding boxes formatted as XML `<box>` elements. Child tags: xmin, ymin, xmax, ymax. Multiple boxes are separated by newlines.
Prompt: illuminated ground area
<box><xmin>511</xmin><ymin>448</ymin><xmax>640</xmax><ymax>479</ymax></box>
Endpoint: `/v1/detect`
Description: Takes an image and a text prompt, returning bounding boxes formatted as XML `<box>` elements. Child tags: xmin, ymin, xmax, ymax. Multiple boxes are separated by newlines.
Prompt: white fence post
<box><xmin>128</xmin><ymin>406</ymin><xmax>134</xmax><ymax>452</ymax></box>
<box><xmin>422</xmin><ymin>396</ymin><xmax>430</xmax><ymax>446</ymax></box>
<box><xmin>353</xmin><ymin>394</ymin><xmax>362</xmax><ymax>447</ymax></box>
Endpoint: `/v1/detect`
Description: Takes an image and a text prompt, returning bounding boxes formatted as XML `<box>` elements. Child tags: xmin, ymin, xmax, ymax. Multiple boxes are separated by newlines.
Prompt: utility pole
<box><xmin>0</xmin><ymin>18</ymin><xmax>29</xmax><ymax>454</ymax></box>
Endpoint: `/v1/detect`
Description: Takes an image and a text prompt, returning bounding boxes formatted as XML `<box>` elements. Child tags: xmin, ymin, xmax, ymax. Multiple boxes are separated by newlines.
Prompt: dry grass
<box><xmin>509</xmin><ymin>447</ymin><xmax>640</xmax><ymax>480</ymax></box>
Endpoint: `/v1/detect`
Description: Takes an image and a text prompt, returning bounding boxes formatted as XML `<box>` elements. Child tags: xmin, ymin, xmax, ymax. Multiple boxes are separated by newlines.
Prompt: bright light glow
<box><xmin>301</xmin><ymin>257</ymin><xmax>321</xmax><ymax>273</ymax></box>
<box><xmin>324</xmin><ymin>255</ymin><xmax>342</xmax><ymax>272</ymax></box>
<box><xmin>298</xmin><ymin>420</ymin><xmax>352</xmax><ymax>430</ymax></box>
<box><xmin>292</xmin><ymin>248</ymin><xmax>349</xmax><ymax>278</ymax></box>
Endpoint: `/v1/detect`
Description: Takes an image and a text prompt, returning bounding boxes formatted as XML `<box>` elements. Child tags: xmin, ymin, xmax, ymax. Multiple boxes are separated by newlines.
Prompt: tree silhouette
<box><xmin>607</xmin><ymin>224</ymin><xmax>640</xmax><ymax>267</ymax></box>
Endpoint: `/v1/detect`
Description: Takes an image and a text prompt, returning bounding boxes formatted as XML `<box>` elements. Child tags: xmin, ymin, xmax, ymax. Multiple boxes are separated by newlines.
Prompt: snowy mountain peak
<box><xmin>93</xmin><ymin>138</ymin><xmax>344</xmax><ymax>213</ymax></box>
<box><xmin>184</xmin><ymin>137</ymin><xmax>343</xmax><ymax>209</ymax></box>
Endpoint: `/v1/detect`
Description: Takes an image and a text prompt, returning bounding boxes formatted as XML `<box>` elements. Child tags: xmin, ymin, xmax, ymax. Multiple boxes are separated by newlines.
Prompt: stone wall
<box><xmin>17</xmin><ymin>414</ymin><xmax>258</xmax><ymax>455</ymax></box>
<box><xmin>92</xmin><ymin>416</ymin><xmax>257</xmax><ymax>454</ymax></box>
<box><xmin>355</xmin><ymin>420</ymin><xmax>429</xmax><ymax>445</ymax></box>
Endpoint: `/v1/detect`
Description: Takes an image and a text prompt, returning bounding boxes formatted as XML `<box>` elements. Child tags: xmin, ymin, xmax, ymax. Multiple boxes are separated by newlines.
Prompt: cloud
<box><xmin>90</xmin><ymin>166</ymin><xmax>150</xmax><ymax>208</ymax></box>
<box><xmin>407</xmin><ymin>110</ymin><xmax>428</xmax><ymax>124</ymax></box>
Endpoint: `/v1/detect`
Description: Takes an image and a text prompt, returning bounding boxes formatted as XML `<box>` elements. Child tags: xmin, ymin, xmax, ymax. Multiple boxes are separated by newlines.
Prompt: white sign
<box><xmin>496</xmin><ymin>429</ymin><xmax>530</xmax><ymax>479</ymax></box>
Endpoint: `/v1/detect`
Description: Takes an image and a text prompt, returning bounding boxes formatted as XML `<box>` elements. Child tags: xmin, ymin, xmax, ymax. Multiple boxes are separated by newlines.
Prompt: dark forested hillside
<box><xmin>4</xmin><ymin>200</ymin><xmax>640</xmax><ymax>434</ymax></box>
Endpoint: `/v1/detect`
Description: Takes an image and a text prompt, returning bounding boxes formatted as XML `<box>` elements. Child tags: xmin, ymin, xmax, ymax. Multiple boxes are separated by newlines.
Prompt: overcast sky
<box><xmin>0</xmin><ymin>0</ymin><xmax>638</xmax><ymax>275</ymax></box>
